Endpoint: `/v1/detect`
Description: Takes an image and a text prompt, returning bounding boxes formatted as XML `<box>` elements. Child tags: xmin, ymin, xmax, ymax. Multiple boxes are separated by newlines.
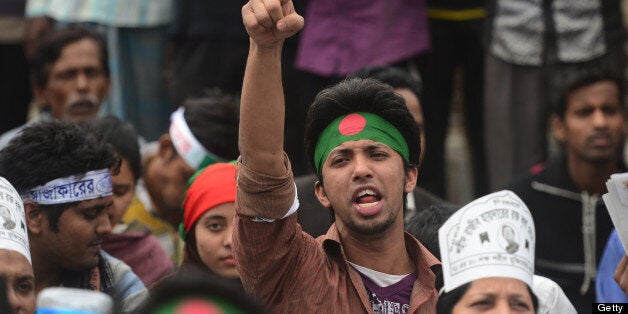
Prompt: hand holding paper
<box><xmin>602</xmin><ymin>172</ymin><xmax>628</xmax><ymax>252</ymax></box>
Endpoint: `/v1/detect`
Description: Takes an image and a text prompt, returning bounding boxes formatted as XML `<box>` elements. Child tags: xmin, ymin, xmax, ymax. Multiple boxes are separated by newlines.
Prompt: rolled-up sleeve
<box><xmin>236</xmin><ymin>153</ymin><xmax>296</xmax><ymax>219</ymax></box>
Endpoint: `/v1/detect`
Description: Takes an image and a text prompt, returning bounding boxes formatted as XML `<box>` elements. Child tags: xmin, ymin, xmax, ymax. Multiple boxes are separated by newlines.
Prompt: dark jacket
<box><xmin>506</xmin><ymin>157</ymin><xmax>621</xmax><ymax>312</ymax></box>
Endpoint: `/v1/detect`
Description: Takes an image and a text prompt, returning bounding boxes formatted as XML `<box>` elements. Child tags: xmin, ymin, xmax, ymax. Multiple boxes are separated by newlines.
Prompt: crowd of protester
<box><xmin>1</xmin><ymin>0</ymin><xmax>628</xmax><ymax>313</ymax></box>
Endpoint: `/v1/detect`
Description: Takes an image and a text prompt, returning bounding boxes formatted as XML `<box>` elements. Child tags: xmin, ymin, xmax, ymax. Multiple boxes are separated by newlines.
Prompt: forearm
<box><xmin>239</xmin><ymin>0</ymin><xmax>303</xmax><ymax>175</ymax></box>
<box><xmin>234</xmin><ymin>211</ymin><xmax>323</xmax><ymax>305</ymax></box>
<box><xmin>239</xmin><ymin>39</ymin><xmax>287</xmax><ymax>176</ymax></box>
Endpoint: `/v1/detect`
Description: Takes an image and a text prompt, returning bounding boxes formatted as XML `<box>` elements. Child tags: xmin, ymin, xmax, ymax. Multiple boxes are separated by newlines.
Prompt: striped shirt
<box><xmin>234</xmin><ymin>155</ymin><xmax>440</xmax><ymax>313</ymax></box>
<box><xmin>26</xmin><ymin>0</ymin><xmax>172</xmax><ymax>27</ymax></box>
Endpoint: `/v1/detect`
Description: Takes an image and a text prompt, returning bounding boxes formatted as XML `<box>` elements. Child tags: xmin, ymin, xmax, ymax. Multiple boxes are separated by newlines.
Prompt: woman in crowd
<box><xmin>438</xmin><ymin>277</ymin><xmax>538</xmax><ymax>313</ymax></box>
<box><xmin>176</xmin><ymin>162</ymin><xmax>240</xmax><ymax>283</ymax></box>
<box><xmin>435</xmin><ymin>191</ymin><xmax>540</xmax><ymax>314</ymax></box>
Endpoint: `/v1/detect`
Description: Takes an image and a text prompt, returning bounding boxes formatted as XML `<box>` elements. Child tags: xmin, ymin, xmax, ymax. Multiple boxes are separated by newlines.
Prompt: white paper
<box><xmin>602</xmin><ymin>173</ymin><xmax>628</xmax><ymax>252</ymax></box>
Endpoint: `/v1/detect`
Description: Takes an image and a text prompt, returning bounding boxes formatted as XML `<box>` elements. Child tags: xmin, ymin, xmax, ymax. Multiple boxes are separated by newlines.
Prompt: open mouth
<box><xmin>355</xmin><ymin>188</ymin><xmax>381</xmax><ymax>208</ymax></box>
<box><xmin>352</xmin><ymin>187</ymin><xmax>384</xmax><ymax>216</ymax></box>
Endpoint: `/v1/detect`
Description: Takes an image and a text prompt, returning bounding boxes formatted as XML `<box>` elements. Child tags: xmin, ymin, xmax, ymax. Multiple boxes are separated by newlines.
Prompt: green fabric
<box><xmin>197</xmin><ymin>152</ymin><xmax>223</xmax><ymax>170</ymax></box>
<box><xmin>314</xmin><ymin>112</ymin><xmax>409</xmax><ymax>173</ymax></box>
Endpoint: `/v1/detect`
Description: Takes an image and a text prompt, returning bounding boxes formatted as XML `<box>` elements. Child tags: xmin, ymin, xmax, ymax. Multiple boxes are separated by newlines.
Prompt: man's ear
<box><xmin>404</xmin><ymin>166</ymin><xmax>418</xmax><ymax>194</ymax></box>
<box><xmin>551</xmin><ymin>114</ymin><xmax>566</xmax><ymax>142</ymax></box>
<box><xmin>94</xmin><ymin>76</ymin><xmax>112</xmax><ymax>112</ymax></box>
<box><xmin>24</xmin><ymin>201</ymin><xmax>44</xmax><ymax>235</ymax></box>
<box><xmin>103</xmin><ymin>76</ymin><xmax>111</xmax><ymax>99</ymax></box>
<box><xmin>314</xmin><ymin>180</ymin><xmax>331</xmax><ymax>208</ymax></box>
<box><xmin>32</xmin><ymin>85</ymin><xmax>48</xmax><ymax>109</ymax></box>
<box><xmin>158</xmin><ymin>134</ymin><xmax>176</xmax><ymax>160</ymax></box>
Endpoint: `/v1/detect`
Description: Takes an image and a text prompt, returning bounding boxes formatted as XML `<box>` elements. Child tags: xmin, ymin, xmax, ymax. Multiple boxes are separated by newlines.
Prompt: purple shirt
<box><xmin>359</xmin><ymin>271</ymin><xmax>418</xmax><ymax>314</ymax></box>
<box><xmin>295</xmin><ymin>0</ymin><xmax>430</xmax><ymax>77</ymax></box>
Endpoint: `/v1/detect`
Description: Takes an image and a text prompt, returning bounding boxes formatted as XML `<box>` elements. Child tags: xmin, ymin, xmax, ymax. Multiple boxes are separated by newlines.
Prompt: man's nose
<box><xmin>75</xmin><ymin>72</ymin><xmax>89</xmax><ymax>92</ymax></box>
<box><xmin>592</xmin><ymin>110</ymin><xmax>611</xmax><ymax>130</ymax></box>
<box><xmin>351</xmin><ymin>154</ymin><xmax>373</xmax><ymax>181</ymax></box>
<box><xmin>96</xmin><ymin>211</ymin><xmax>112</xmax><ymax>236</ymax></box>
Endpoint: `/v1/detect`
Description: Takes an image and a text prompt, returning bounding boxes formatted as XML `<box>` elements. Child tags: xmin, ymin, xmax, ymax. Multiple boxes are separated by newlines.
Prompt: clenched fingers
<box><xmin>614</xmin><ymin>255</ymin><xmax>628</xmax><ymax>294</ymax></box>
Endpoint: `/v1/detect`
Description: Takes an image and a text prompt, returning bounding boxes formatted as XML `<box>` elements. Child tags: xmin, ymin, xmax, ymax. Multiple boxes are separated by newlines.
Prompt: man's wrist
<box><xmin>250</xmin><ymin>38</ymin><xmax>284</xmax><ymax>55</ymax></box>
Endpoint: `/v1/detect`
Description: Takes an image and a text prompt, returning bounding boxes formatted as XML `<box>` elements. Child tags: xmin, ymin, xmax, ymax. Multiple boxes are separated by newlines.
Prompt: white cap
<box><xmin>438</xmin><ymin>190</ymin><xmax>535</xmax><ymax>293</ymax></box>
<box><xmin>36</xmin><ymin>287</ymin><xmax>113</xmax><ymax>314</ymax></box>
<box><xmin>0</xmin><ymin>177</ymin><xmax>30</xmax><ymax>264</ymax></box>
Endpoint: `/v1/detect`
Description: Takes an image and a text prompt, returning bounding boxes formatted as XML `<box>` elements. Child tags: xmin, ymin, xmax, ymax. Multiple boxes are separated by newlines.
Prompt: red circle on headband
<box><xmin>177</xmin><ymin>299</ymin><xmax>223</xmax><ymax>314</ymax></box>
<box><xmin>338</xmin><ymin>113</ymin><xmax>366</xmax><ymax>136</ymax></box>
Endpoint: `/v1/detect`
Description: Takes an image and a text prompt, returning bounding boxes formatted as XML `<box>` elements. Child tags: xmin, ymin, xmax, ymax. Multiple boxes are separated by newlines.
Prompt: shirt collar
<box><xmin>320</xmin><ymin>223</ymin><xmax>441</xmax><ymax>289</ymax></box>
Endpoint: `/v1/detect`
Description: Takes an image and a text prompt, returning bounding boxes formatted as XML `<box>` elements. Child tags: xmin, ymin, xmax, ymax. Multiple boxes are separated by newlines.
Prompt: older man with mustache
<box><xmin>506</xmin><ymin>68</ymin><xmax>626</xmax><ymax>312</ymax></box>
<box><xmin>0</xmin><ymin>26</ymin><xmax>109</xmax><ymax>149</ymax></box>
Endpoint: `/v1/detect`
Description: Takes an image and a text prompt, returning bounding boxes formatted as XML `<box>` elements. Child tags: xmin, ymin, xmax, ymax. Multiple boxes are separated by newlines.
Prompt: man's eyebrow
<box><xmin>17</xmin><ymin>274</ymin><xmax>35</xmax><ymax>281</ymax></box>
<box><xmin>365</xmin><ymin>144</ymin><xmax>387</xmax><ymax>150</ymax></box>
<box><xmin>82</xmin><ymin>201</ymin><xmax>114</xmax><ymax>211</ymax></box>
<box><xmin>329</xmin><ymin>147</ymin><xmax>352</xmax><ymax>155</ymax></box>
<box><xmin>329</xmin><ymin>143</ymin><xmax>389</xmax><ymax>154</ymax></box>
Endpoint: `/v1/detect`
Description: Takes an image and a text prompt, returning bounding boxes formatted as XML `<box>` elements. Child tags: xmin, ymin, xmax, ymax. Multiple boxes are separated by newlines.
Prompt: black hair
<box><xmin>0</xmin><ymin>120</ymin><xmax>119</xmax><ymax>231</ymax></box>
<box><xmin>90</xmin><ymin>115</ymin><xmax>142</xmax><ymax>182</ymax></box>
<box><xmin>305</xmin><ymin>79</ymin><xmax>420</xmax><ymax>223</ymax></box>
<box><xmin>436</xmin><ymin>282</ymin><xmax>539</xmax><ymax>313</ymax></box>
<box><xmin>405</xmin><ymin>204</ymin><xmax>460</xmax><ymax>260</ymax></box>
<box><xmin>436</xmin><ymin>283</ymin><xmax>469</xmax><ymax>314</ymax></box>
<box><xmin>304</xmin><ymin>78</ymin><xmax>421</xmax><ymax>177</ymax></box>
<box><xmin>348</xmin><ymin>65</ymin><xmax>422</xmax><ymax>99</ymax></box>
<box><xmin>552</xmin><ymin>67</ymin><xmax>625</xmax><ymax>119</ymax></box>
<box><xmin>182</xmin><ymin>89</ymin><xmax>240</xmax><ymax>160</ymax></box>
<box><xmin>143</xmin><ymin>270</ymin><xmax>266</xmax><ymax>314</ymax></box>
<box><xmin>31</xmin><ymin>26</ymin><xmax>109</xmax><ymax>89</ymax></box>
<box><xmin>180</xmin><ymin>219</ymin><xmax>216</xmax><ymax>275</ymax></box>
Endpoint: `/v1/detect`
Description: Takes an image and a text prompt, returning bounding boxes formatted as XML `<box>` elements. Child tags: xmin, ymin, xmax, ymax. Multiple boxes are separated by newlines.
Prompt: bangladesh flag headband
<box><xmin>154</xmin><ymin>297</ymin><xmax>245</xmax><ymax>314</ymax></box>
<box><xmin>314</xmin><ymin>112</ymin><xmax>410</xmax><ymax>173</ymax></box>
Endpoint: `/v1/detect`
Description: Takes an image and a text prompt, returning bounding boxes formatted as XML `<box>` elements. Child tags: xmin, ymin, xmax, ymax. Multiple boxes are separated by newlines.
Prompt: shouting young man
<box><xmin>233</xmin><ymin>1</ymin><xmax>440</xmax><ymax>312</ymax></box>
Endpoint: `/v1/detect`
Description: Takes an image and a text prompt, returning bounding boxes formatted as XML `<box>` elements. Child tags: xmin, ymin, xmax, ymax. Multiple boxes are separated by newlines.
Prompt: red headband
<box><xmin>181</xmin><ymin>163</ymin><xmax>237</xmax><ymax>238</ymax></box>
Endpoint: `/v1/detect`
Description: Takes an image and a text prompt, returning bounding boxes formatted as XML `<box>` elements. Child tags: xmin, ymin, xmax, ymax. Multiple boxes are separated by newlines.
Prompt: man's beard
<box><xmin>333</xmin><ymin>204</ymin><xmax>400</xmax><ymax>237</ymax></box>
<box><xmin>578</xmin><ymin>132</ymin><xmax>623</xmax><ymax>164</ymax></box>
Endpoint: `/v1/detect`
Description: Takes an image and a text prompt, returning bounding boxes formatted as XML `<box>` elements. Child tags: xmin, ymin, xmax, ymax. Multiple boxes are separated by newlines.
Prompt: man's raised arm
<box><xmin>239</xmin><ymin>0</ymin><xmax>304</xmax><ymax>176</ymax></box>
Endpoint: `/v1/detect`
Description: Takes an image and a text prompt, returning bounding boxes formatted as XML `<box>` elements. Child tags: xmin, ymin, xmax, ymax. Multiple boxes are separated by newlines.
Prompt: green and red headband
<box><xmin>314</xmin><ymin>112</ymin><xmax>410</xmax><ymax>173</ymax></box>
<box><xmin>154</xmin><ymin>297</ymin><xmax>245</xmax><ymax>314</ymax></box>
<box><xmin>179</xmin><ymin>162</ymin><xmax>237</xmax><ymax>240</ymax></box>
